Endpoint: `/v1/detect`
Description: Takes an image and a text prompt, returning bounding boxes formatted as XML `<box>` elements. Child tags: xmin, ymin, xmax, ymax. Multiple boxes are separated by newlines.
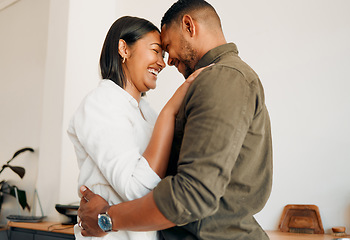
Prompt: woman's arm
<box><xmin>143</xmin><ymin>67</ymin><xmax>207</xmax><ymax>178</ymax></box>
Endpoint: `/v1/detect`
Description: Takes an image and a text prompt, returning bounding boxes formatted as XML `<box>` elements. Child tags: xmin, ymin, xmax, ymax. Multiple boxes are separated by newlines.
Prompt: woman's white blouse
<box><xmin>67</xmin><ymin>79</ymin><xmax>161</xmax><ymax>240</ymax></box>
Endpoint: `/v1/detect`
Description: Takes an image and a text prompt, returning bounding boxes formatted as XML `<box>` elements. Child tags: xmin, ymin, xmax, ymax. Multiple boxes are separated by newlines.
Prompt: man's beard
<box><xmin>183</xmin><ymin>62</ymin><xmax>193</xmax><ymax>79</ymax></box>
<box><xmin>180</xmin><ymin>37</ymin><xmax>197</xmax><ymax>78</ymax></box>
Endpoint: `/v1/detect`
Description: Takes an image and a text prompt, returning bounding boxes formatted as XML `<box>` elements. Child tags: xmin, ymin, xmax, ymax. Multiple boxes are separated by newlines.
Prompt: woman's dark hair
<box><xmin>100</xmin><ymin>16</ymin><xmax>160</xmax><ymax>88</ymax></box>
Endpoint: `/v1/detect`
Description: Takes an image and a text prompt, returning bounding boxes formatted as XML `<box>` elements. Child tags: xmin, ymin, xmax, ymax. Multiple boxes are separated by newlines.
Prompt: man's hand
<box><xmin>78</xmin><ymin>185</ymin><xmax>109</xmax><ymax>237</ymax></box>
<box><xmin>78</xmin><ymin>186</ymin><xmax>175</xmax><ymax>234</ymax></box>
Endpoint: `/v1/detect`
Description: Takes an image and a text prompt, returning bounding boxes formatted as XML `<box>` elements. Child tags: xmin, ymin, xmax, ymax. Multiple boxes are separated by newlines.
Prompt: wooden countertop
<box><xmin>7</xmin><ymin>222</ymin><xmax>350</xmax><ymax>239</ymax></box>
<box><xmin>267</xmin><ymin>230</ymin><xmax>348</xmax><ymax>240</ymax></box>
<box><xmin>8</xmin><ymin>221</ymin><xmax>74</xmax><ymax>235</ymax></box>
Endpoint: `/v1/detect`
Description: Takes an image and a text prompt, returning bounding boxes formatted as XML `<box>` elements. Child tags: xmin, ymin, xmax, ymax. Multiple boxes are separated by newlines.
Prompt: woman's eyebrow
<box><xmin>151</xmin><ymin>43</ymin><xmax>162</xmax><ymax>48</ymax></box>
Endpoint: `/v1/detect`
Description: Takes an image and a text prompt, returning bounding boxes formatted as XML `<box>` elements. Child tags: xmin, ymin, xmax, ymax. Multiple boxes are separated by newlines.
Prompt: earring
<box><xmin>122</xmin><ymin>57</ymin><xmax>126</xmax><ymax>64</ymax></box>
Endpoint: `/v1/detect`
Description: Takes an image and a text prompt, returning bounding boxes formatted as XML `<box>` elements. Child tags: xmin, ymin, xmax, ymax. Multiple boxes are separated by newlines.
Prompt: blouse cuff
<box><xmin>133</xmin><ymin>156</ymin><xmax>161</xmax><ymax>190</ymax></box>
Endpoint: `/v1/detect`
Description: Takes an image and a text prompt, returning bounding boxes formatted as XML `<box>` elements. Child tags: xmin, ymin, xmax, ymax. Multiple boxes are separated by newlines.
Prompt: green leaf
<box><xmin>8</xmin><ymin>165</ymin><xmax>25</xmax><ymax>179</ymax></box>
<box><xmin>9</xmin><ymin>147</ymin><xmax>34</xmax><ymax>163</ymax></box>
<box><xmin>9</xmin><ymin>187</ymin><xmax>31</xmax><ymax>211</ymax></box>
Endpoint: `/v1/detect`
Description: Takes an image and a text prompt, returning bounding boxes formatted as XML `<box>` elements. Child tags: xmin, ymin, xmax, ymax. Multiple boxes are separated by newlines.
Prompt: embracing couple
<box><xmin>68</xmin><ymin>0</ymin><xmax>273</xmax><ymax>239</ymax></box>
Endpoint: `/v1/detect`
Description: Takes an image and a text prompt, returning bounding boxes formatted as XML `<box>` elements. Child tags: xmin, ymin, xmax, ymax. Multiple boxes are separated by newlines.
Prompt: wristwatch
<box><xmin>97</xmin><ymin>211</ymin><xmax>113</xmax><ymax>232</ymax></box>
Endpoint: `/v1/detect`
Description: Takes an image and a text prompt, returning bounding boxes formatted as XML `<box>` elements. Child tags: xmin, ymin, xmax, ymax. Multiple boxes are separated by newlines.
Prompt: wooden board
<box><xmin>8</xmin><ymin>221</ymin><xmax>74</xmax><ymax>235</ymax></box>
<box><xmin>279</xmin><ymin>205</ymin><xmax>324</xmax><ymax>234</ymax></box>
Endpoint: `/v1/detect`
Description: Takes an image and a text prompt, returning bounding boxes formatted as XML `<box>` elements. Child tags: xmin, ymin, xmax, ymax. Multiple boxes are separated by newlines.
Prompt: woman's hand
<box><xmin>164</xmin><ymin>65</ymin><xmax>212</xmax><ymax>116</ymax></box>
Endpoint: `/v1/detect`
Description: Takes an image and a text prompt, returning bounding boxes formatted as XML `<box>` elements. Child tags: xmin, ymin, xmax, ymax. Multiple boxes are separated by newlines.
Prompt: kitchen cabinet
<box><xmin>8</xmin><ymin>221</ymin><xmax>74</xmax><ymax>240</ymax></box>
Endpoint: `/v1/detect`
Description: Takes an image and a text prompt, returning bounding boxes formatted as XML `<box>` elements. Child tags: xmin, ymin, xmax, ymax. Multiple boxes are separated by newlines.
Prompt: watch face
<box><xmin>98</xmin><ymin>213</ymin><xmax>112</xmax><ymax>232</ymax></box>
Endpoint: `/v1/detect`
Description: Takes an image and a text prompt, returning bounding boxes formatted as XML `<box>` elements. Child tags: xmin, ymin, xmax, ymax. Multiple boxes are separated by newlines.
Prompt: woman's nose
<box><xmin>158</xmin><ymin>56</ymin><xmax>166</xmax><ymax>68</ymax></box>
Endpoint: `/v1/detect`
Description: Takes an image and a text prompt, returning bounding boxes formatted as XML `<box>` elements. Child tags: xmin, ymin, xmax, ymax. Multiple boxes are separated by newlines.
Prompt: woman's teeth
<box><xmin>148</xmin><ymin>68</ymin><xmax>159</xmax><ymax>76</ymax></box>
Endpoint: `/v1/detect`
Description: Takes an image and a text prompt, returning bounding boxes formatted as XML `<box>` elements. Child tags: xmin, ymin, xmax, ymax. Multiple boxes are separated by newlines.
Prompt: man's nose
<box><xmin>167</xmin><ymin>56</ymin><xmax>175</xmax><ymax>66</ymax></box>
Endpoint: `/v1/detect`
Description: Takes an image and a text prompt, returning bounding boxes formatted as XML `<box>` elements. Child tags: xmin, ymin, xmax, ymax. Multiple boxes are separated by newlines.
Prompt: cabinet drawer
<box><xmin>10</xmin><ymin>228</ymin><xmax>34</xmax><ymax>240</ymax></box>
<box><xmin>9</xmin><ymin>227</ymin><xmax>74</xmax><ymax>240</ymax></box>
<box><xmin>35</xmin><ymin>234</ymin><xmax>74</xmax><ymax>240</ymax></box>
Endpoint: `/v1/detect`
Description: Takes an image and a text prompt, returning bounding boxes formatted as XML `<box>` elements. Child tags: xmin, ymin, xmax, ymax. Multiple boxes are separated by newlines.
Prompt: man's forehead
<box><xmin>160</xmin><ymin>27</ymin><xmax>171</xmax><ymax>49</ymax></box>
<box><xmin>160</xmin><ymin>26</ymin><xmax>168</xmax><ymax>38</ymax></box>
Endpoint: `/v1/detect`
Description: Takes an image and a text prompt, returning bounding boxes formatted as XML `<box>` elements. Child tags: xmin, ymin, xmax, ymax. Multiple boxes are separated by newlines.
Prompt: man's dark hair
<box><xmin>161</xmin><ymin>0</ymin><xmax>219</xmax><ymax>28</ymax></box>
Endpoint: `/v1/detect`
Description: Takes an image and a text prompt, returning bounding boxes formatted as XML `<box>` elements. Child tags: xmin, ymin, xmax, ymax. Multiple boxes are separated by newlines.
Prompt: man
<box><xmin>78</xmin><ymin>0</ymin><xmax>273</xmax><ymax>239</ymax></box>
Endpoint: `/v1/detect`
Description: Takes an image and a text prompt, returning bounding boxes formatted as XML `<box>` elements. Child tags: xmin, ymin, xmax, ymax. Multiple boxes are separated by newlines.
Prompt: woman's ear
<box><xmin>118</xmin><ymin>39</ymin><xmax>128</xmax><ymax>59</ymax></box>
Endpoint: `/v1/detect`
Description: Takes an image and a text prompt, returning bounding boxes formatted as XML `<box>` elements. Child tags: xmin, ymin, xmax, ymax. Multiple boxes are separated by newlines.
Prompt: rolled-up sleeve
<box><xmin>71</xmin><ymin>89</ymin><xmax>160</xmax><ymax>201</ymax></box>
<box><xmin>153</xmin><ymin>66</ymin><xmax>257</xmax><ymax>224</ymax></box>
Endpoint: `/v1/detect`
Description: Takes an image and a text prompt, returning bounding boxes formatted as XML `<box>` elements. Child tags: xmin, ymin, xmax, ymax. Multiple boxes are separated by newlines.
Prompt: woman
<box><xmin>67</xmin><ymin>16</ymin><xmax>205</xmax><ymax>240</ymax></box>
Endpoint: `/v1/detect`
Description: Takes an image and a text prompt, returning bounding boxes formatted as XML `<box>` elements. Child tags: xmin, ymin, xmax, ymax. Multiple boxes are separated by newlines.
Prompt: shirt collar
<box><xmin>102</xmin><ymin>79</ymin><xmax>139</xmax><ymax>109</ymax></box>
<box><xmin>195</xmin><ymin>43</ymin><xmax>239</xmax><ymax>70</ymax></box>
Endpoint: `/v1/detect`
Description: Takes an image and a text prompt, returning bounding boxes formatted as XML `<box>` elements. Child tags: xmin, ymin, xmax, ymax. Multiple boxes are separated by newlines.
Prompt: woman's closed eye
<box><xmin>153</xmin><ymin>48</ymin><xmax>165</xmax><ymax>59</ymax></box>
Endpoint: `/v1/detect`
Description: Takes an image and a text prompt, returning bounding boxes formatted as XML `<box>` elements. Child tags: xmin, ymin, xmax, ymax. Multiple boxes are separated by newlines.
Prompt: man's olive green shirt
<box><xmin>153</xmin><ymin>43</ymin><xmax>273</xmax><ymax>240</ymax></box>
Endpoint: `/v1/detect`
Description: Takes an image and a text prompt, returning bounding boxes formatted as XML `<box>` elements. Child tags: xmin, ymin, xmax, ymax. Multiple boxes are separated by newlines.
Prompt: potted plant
<box><xmin>0</xmin><ymin>147</ymin><xmax>33</xmax><ymax>213</ymax></box>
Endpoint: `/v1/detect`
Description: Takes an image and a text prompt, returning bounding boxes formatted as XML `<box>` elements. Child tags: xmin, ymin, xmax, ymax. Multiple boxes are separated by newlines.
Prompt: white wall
<box><xmin>0</xmin><ymin>0</ymin><xmax>349</xmax><ymax>233</ymax></box>
<box><xmin>36</xmin><ymin>0</ymin><xmax>120</xmax><ymax>222</ymax></box>
<box><xmin>0</xmin><ymin>0</ymin><xmax>49</xmax><ymax>225</ymax></box>
<box><xmin>218</xmin><ymin>1</ymin><xmax>350</xmax><ymax>232</ymax></box>
<box><xmin>60</xmin><ymin>0</ymin><xmax>119</xmax><ymax>205</ymax></box>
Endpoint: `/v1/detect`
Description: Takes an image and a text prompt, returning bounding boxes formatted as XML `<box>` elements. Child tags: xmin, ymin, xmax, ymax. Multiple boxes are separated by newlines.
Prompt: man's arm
<box><xmin>78</xmin><ymin>186</ymin><xmax>175</xmax><ymax>237</ymax></box>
